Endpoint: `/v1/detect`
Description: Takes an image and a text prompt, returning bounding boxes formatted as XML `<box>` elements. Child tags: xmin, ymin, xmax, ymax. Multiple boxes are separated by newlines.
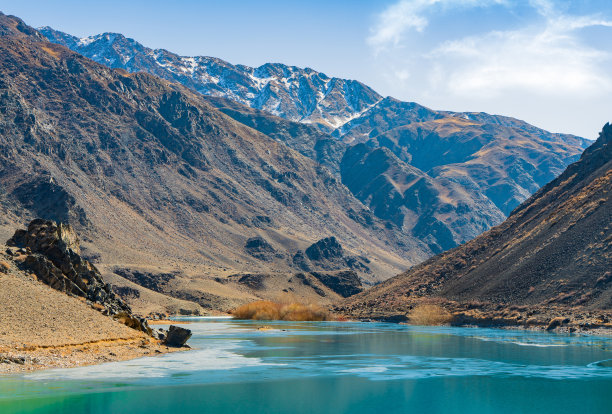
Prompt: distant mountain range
<box><xmin>40</xmin><ymin>27</ymin><xmax>382</xmax><ymax>132</ymax></box>
<box><xmin>338</xmin><ymin>123</ymin><xmax>612</xmax><ymax>327</ymax></box>
<box><xmin>39</xmin><ymin>26</ymin><xmax>591</xmax><ymax>254</ymax></box>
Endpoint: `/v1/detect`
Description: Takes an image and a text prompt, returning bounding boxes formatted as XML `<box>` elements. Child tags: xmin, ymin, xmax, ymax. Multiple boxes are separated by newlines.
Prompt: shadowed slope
<box><xmin>0</xmin><ymin>13</ymin><xmax>428</xmax><ymax>312</ymax></box>
<box><xmin>339</xmin><ymin>123</ymin><xmax>612</xmax><ymax>322</ymax></box>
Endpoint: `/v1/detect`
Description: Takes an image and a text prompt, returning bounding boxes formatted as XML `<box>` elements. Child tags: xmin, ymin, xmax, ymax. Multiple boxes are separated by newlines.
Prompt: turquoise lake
<box><xmin>1</xmin><ymin>318</ymin><xmax>611</xmax><ymax>413</ymax></box>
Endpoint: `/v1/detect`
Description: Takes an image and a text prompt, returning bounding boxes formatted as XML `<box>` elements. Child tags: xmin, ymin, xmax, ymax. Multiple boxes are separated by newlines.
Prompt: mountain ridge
<box><xmin>337</xmin><ymin>123</ymin><xmax>612</xmax><ymax>326</ymax></box>
<box><xmin>0</xmin><ymin>12</ymin><xmax>427</xmax><ymax>314</ymax></box>
<box><xmin>40</xmin><ymin>26</ymin><xmax>383</xmax><ymax>132</ymax></box>
<box><xmin>39</xmin><ymin>26</ymin><xmax>593</xmax><ymax>249</ymax></box>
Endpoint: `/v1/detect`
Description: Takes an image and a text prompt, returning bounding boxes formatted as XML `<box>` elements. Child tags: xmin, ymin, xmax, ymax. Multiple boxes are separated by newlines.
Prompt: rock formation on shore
<box><xmin>7</xmin><ymin>219</ymin><xmax>150</xmax><ymax>333</ymax></box>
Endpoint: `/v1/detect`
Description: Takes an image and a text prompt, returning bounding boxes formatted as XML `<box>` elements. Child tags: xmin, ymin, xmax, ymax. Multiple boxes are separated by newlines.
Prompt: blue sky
<box><xmin>0</xmin><ymin>0</ymin><xmax>611</xmax><ymax>138</ymax></box>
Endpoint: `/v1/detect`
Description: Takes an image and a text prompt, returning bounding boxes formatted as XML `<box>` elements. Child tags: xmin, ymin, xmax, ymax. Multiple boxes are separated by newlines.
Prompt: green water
<box><xmin>1</xmin><ymin>318</ymin><xmax>611</xmax><ymax>413</ymax></box>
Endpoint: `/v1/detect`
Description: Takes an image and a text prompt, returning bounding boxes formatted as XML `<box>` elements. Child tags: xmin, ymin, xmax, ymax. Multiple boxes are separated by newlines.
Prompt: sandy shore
<box><xmin>0</xmin><ymin>338</ymin><xmax>183</xmax><ymax>374</ymax></box>
<box><xmin>0</xmin><ymin>252</ymin><xmax>183</xmax><ymax>374</ymax></box>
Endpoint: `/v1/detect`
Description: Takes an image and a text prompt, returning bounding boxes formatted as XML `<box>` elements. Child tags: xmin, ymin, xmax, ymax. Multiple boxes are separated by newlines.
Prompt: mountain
<box><xmin>40</xmin><ymin>26</ymin><xmax>590</xmax><ymax>250</ymax></box>
<box><xmin>0</xmin><ymin>13</ymin><xmax>429</xmax><ymax>314</ymax></box>
<box><xmin>337</xmin><ymin>98</ymin><xmax>590</xmax><ymax>216</ymax></box>
<box><xmin>39</xmin><ymin>27</ymin><xmax>382</xmax><ymax>132</ymax></box>
<box><xmin>337</xmin><ymin>124</ymin><xmax>612</xmax><ymax>327</ymax></box>
<box><xmin>340</xmin><ymin>144</ymin><xmax>505</xmax><ymax>252</ymax></box>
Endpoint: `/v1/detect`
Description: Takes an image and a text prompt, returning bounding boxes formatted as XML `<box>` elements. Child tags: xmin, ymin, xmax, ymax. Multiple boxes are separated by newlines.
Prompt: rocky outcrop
<box><xmin>305</xmin><ymin>237</ymin><xmax>344</xmax><ymax>262</ymax></box>
<box><xmin>160</xmin><ymin>325</ymin><xmax>192</xmax><ymax>347</ymax></box>
<box><xmin>6</xmin><ymin>219</ymin><xmax>150</xmax><ymax>333</ymax></box>
<box><xmin>113</xmin><ymin>268</ymin><xmax>176</xmax><ymax>293</ymax></box>
<box><xmin>227</xmin><ymin>273</ymin><xmax>268</xmax><ymax>290</ymax></box>
<box><xmin>244</xmin><ymin>236</ymin><xmax>281</xmax><ymax>262</ymax></box>
<box><xmin>310</xmin><ymin>271</ymin><xmax>363</xmax><ymax>298</ymax></box>
<box><xmin>294</xmin><ymin>237</ymin><xmax>371</xmax><ymax>274</ymax></box>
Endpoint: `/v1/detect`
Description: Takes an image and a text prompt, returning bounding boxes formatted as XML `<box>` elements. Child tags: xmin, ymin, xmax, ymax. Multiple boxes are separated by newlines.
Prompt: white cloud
<box><xmin>432</xmin><ymin>24</ymin><xmax>612</xmax><ymax>97</ymax></box>
<box><xmin>366</xmin><ymin>0</ymin><xmax>612</xmax><ymax>136</ymax></box>
<box><xmin>367</xmin><ymin>0</ymin><xmax>509</xmax><ymax>51</ymax></box>
<box><xmin>429</xmin><ymin>3</ymin><xmax>612</xmax><ymax>97</ymax></box>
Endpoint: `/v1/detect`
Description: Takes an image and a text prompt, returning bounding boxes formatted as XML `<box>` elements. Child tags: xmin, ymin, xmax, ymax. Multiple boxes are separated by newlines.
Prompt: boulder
<box><xmin>163</xmin><ymin>325</ymin><xmax>192</xmax><ymax>347</ymax></box>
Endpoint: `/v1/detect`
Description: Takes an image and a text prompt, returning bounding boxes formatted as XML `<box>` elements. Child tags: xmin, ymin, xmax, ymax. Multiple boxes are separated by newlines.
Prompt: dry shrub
<box><xmin>231</xmin><ymin>300</ymin><xmax>331</xmax><ymax>321</ymax></box>
<box><xmin>279</xmin><ymin>303</ymin><xmax>329</xmax><ymax>321</ymax></box>
<box><xmin>91</xmin><ymin>303</ymin><xmax>106</xmax><ymax>311</ymax></box>
<box><xmin>0</xmin><ymin>260</ymin><xmax>10</xmax><ymax>273</ymax></box>
<box><xmin>231</xmin><ymin>301</ymin><xmax>281</xmax><ymax>320</ymax></box>
<box><xmin>114</xmin><ymin>311</ymin><xmax>143</xmax><ymax>330</ymax></box>
<box><xmin>409</xmin><ymin>304</ymin><xmax>453</xmax><ymax>326</ymax></box>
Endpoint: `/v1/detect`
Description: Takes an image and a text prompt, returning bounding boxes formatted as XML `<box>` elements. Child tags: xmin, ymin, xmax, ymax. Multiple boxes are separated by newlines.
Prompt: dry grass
<box><xmin>91</xmin><ymin>303</ymin><xmax>106</xmax><ymax>311</ymax></box>
<box><xmin>408</xmin><ymin>304</ymin><xmax>454</xmax><ymax>326</ymax></box>
<box><xmin>0</xmin><ymin>261</ymin><xmax>10</xmax><ymax>273</ymax></box>
<box><xmin>113</xmin><ymin>312</ymin><xmax>149</xmax><ymax>334</ymax></box>
<box><xmin>231</xmin><ymin>300</ymin><xmax>332</xmax><ymax>321</ymax></box>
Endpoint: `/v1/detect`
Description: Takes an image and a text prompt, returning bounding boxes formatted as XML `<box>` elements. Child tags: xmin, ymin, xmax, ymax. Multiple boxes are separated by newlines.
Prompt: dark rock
<box><xmin>0</xmin><ymin>355</ymin><xmax>26</xmax><ymax>365</ymax></box>
<box><xmin>310</xmin><ymin>270</ymin><xmax>363</xmax><ymax>298</ymax></box>
<box><xmin>228</xmin><ymin>273</ymin><xmax>268</xmax><ymax>290</ymax></box>
<box><xmin>305</xmin><ymin>237</ymin><xmax>344</xmax><ymax>261</ymax></box>
<box><xmin>112</xmin><ymin>285</ymin><xmax>141</xmax><ymax>299</ymax></box>
<box><xmin>113</xmin><ymin>268</ymin><xmax>176</xmax><ymax>293</ymax></box>
<box><xmin>163</xmin><ymin>325</ymin><xmax>192</xmax><ymax>347</ymax></box>
<box><xmin>292</xmin><ymin>250</ymin><xmax>311</xmax><ymax>271</ymax></box>
<box><xmin>6</xmin><ymin>219</ymin><xmax>150</xmax><ymax>334</ymax></box>
<box><xmin>244</xmin><ymin>236</ymin><xmax>278</xmax><ymax>261</ymax></box>
<box><xmin>299</xmin><ymin>237</ymin><xmax>371</xmax><ymax>274</ymax></box>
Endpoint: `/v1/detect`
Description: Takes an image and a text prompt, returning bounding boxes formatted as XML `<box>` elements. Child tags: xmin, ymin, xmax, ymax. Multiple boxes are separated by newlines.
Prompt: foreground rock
<box><xmin>161</xmin><ymin>325</ymin><xmax>193</xmax><ymax>347</ymax></box>
<box><xmin>0</xmin><ymin>250</ymin><xmax>182</xmax><ymax>374</ymax></box>
<box><xmin>7</xmin><ymin>219</ymin><xmax>150</xmax><ymax>334</ymax></box>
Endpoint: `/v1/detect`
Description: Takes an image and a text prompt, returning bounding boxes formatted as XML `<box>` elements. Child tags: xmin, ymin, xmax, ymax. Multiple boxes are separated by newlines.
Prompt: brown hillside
<box><xmin>0</xmin><ymin>245</ymin><xmax>172</xmax><ymax>373</ymax></box>
<box><xmin>338</xmin><ymin>123</ymin><xmax>612</xmax><ymax>327</ymax></box>
<box><xmin>0</xmin><ymin>13</ymin><xmax>428</xmax><ymax>312</ymax></box>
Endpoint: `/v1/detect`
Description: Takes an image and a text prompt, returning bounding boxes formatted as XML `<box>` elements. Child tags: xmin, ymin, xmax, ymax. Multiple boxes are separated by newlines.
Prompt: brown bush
<box><xmin>409</xmin><ymin>304</ymin><xmax>453</xmax><ymax>326</ymax></box>
<box><xmin>231</xmin><ymin>300</ymin><xmax>332</xmax><ymax>321</ymax></box>
<box><xmin>113</xmin><ymin>311</ymin><xmax>144</xmax><ymax>330</ymax></box>
<box><xmin>91</xmin><ymin>303</ymin><xmax>106</xmax><ymax>311</ymax></box>
<box><xmin>0</xmin><ymin>260</ymin><xmax>10</xmax><ymax>273</ymax></box>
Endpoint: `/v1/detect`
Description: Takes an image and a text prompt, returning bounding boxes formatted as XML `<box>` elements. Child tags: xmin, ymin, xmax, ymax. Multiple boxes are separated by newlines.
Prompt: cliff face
<box><xmin>339</xmin><ymin>124</ymin><xmax>612</xmax><ymax>325</ymax></box>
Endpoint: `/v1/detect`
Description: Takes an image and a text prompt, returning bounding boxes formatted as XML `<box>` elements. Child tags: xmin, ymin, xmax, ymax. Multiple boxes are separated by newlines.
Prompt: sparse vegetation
<box><xmin>231</xmin><ymin>300</ymin><xmax>332</xmax><ymax>321</ymax></box>
<box><xmin>0</xmin><ymin>261</ymin><xmax>10</xmax><ymax>273</ymax></box>
<box><xmin>408</xmin><ymin>304</ymin><xmax>454</xmax><ymax>326</ymax></box>
<box><xmin>113</xmin><ymin>311</ymin><xmax>149</xmax><ymax>333</ymax></box>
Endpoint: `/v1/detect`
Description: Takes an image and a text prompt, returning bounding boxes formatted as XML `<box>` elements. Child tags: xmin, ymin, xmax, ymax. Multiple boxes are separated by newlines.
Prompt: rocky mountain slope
<box><xmin>0</xmin><ymin>224</ymin><xmax>176</xmax><ymax>373</ymax></box>
<box><xmin>40</xmin><ymin>27</ymin><xmax>382</xmax><ymax>132</ymax></box>
<box><xmin>0</xmin><ymin>13</ymin><xmax>430</xmax><ymax>313</ymax></box>
<box><xmin>344</xmin><ymin>100</ymin><xmax>590</xmax><ymax>216</ymax></box>
<box><xmin>341</xmin><ymin>144</ymin><xmax>505</xmax><ymax>252</ymax></box>
<box><xmin>40</xmin><ymin>26</ymin><xmax>590</xmax><ymax>251</ymax></box>
<box><xmin>337</xmin><ymin>123</ymin><xmax>612</xmax><ymax>328</ymax></box>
